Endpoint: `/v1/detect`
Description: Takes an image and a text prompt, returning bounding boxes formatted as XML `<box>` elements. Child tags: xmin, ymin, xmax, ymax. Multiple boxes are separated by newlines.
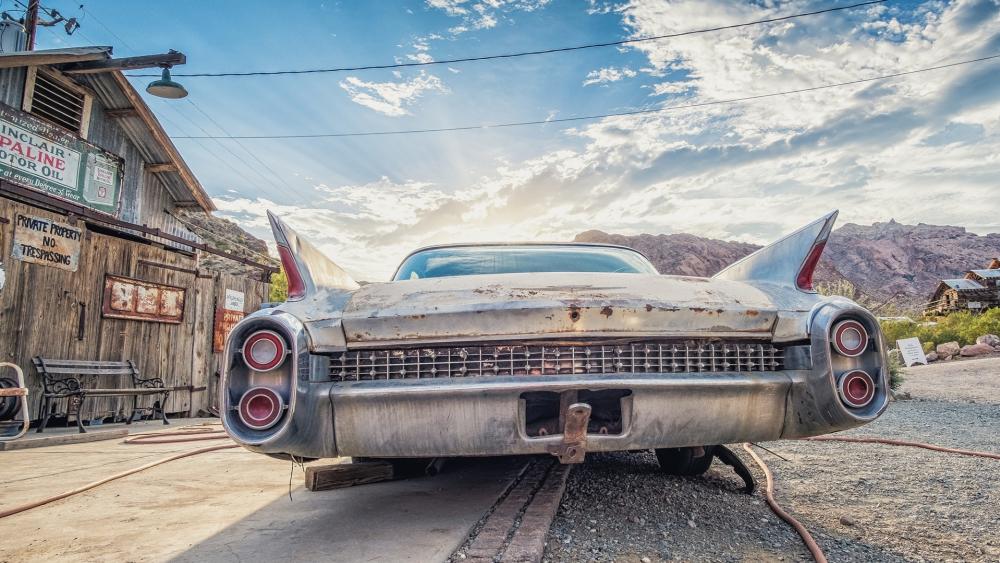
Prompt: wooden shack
<box><xmin>0</xmin><ymin>47</ymin><xmax>274</xmax><ymax>423</ymax></box>
<box><xmin>924</xmin><ymin>278</ymin><xmax>995</xmax><ymax>316</ymax></box>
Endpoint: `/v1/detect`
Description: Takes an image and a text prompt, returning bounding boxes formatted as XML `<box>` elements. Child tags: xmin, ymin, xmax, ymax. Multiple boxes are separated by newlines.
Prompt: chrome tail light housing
<box><xmin>837</xmin><ymin>370</ymin><xmax>875</xmax><ymax>408</ymax></box>
<box><xmin>242</xmin><ymin>330</ymin><xmax>288</xmax><ymax>371</ymax></box>
<box><xmin>831</xmin><ymin>319</ymin><xmax>868</xmax><ymax>357</ymax></box>
<box><xmin>237</xmin><ymin>386</ymin><xmax>286</xmax><ymax>430</ymax></box>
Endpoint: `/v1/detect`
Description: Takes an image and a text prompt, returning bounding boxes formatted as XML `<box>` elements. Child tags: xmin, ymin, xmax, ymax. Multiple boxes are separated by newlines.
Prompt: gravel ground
<box><xmin>544</xmin><ymin>357</ymin><xmax>1000</xmax><ymax>562</ymax></box>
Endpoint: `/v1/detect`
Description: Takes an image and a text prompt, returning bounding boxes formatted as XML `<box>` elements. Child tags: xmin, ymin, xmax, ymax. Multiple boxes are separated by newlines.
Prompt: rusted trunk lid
<box><xmin>340</xmin><ymin>273</ymin><xmax>814</xmax><ymax>346</ymax></box>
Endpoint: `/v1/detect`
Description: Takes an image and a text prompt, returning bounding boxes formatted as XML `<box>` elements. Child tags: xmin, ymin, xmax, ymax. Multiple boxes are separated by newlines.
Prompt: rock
<box><xmin>687</xmin><ymin>519</ymin><xmax>697</xmax><ymax>528</ymax></box>
<box><xmin>960</xmin><ymin>343</ymin><xmax>994</xmax><ymax>357</ymax></box>
<box><xmin>840</xmin><ymin>515</ymin><xmax>856</xmax><ymax>527</ymax></box>
<box><xmin>976</xmin><ymin>334</ymin><xmax>1000</xmax><ymax>348</ymax></box>
<box><xmin>641</xmin><ymin>557</ymin><xmax>652</xmax><ymax>563</ymax></box>
<box><xmin>925</xmin><ymin>351</ymin><xmax>939</xmax><ymax>362</ymax></box>
<box><xmin>937</xmin><ymin>342</ymin><xmax>961</xmax><ymax>358</ymax></box>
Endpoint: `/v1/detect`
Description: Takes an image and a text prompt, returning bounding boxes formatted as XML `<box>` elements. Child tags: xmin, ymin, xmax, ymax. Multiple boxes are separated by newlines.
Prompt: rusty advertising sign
<box><xmin>0</xmin><ymin>103</ymin><xmax>123</xmax><ymax>215</ymax></box>
<box><xmin>11</xmin><ymin>214</ymin><xmax>83</xmax><ymax>272</ymax></box>
<box><xmin>102</xmin><ymin>274</ymin><xmax>186</xmax><ymax>323</ymax></box>
<box><xmin>214</xmin><ymin>307</ymin><xmax>245</xmax><ymax>352</ymax></box>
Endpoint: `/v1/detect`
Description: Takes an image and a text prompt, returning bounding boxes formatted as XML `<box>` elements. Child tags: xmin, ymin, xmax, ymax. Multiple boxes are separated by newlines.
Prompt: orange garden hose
<box><xmin>745</xmin><ymin>436</ymin><xmax>1000</xmax><ymax>562</ymax></box>
<box><xmin>743</xmin><ymin>443</ymin><xmax>829</xmax><ymax>563</ymax></box>
<box><xmin>0</xmin><ymin>423</ymin><xmax>237</xmax><ymax>520</ymax></box>
<box><xmin>804</xmin><ymin>435</ymin><xmax>1000</xmax><ymax>460</ymax></box>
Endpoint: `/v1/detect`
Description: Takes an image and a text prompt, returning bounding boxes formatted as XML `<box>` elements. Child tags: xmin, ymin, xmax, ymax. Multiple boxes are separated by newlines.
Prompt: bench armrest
<box><xmin>134</xmin><ymin>376</ymin><xmax>166</xmax><ymax>389</ymax></box>
<box><xmin>43</xmin><ymin>377</ymin><xmax>83</xmax><ymax>395</ymax></box>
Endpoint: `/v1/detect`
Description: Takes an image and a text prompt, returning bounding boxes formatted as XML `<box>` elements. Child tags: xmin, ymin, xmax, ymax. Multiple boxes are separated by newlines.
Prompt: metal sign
<box><xmin>224</xmin><ymin>289</ymin><xmax>245</xmax><ymax>312</ymax></box>
<box><xmin>0</xmin><ymin>103</ymin><xmax>122</xmax><ymax>215</ymax></box>
<box><xmin>11</xmin><ymin>214</ymin><xmax>82</xmax><ymax>272</ymax></box>
<box><xmin>213</xmin><ymin>308</ymin><xmax>245</xmax><ymax>352</ymax></box>
<box><xmin>896</xmin><ymin>337</ymin><xmax>927</xmax><ymax>367</ymax></box>
<box><xmin>102</xmin><ymin>274</ymin><xmax>186</xmax><ymax>323</ymax></box>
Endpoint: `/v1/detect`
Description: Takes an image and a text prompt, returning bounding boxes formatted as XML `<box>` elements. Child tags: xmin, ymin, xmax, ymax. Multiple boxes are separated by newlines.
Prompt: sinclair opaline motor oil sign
<box><xmin>0</xmin><ymin>103</ymin><xmax>122</xmax><ymax>215</ymax></box>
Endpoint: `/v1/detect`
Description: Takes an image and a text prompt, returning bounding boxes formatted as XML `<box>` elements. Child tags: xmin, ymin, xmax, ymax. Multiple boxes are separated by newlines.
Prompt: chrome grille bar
<box><xmin>329</xmin><ymin>341</ymin><xmax>784</xmax><ymax>381</ymax></box>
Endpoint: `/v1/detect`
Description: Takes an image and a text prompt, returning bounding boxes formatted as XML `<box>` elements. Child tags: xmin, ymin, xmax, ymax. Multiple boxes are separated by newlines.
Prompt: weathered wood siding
<box><xmin>0</xmin><ymin>197</ymin><xmax>267</xmax><ymax>421</ymax></box>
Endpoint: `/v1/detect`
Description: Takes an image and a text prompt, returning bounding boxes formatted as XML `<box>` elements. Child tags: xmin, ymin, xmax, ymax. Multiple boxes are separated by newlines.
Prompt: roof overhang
<box><xmin>0</xmin><ymin>47</ymin><xmax>214</xmax><ymax>212</ymax></box>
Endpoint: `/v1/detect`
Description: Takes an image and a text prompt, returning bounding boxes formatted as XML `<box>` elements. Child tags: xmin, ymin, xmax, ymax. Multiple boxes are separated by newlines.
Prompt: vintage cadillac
<box><xmin>221</xmin><ymin>210</ymin><xmax>888</xmax><ymax>475</ymax></box>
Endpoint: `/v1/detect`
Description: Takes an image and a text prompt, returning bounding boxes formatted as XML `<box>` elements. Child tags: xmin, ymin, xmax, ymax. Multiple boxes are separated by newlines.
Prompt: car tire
<box><xmin>655</xmin><ymin>446</ymin><xmax>714</xmax><ymax>475</ymax></box>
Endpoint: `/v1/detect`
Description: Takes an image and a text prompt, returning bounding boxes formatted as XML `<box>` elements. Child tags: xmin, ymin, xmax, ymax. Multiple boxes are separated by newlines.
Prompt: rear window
<box><xmin>393</xmin><ymin>245</ymin><xmax>658</xmax><ymax>280</ymax></box>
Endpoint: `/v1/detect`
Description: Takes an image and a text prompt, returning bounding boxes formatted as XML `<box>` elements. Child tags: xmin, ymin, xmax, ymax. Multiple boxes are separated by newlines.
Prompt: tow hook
<box><xmin>548</xmin><ymin>402</ymin><xmax>591</xmax><ymax>464</ymax></box>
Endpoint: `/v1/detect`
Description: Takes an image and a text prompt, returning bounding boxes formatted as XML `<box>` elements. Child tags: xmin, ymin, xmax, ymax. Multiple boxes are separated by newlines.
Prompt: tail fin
<box><xmin>713</xmin><ymin>211</ymin><xmax>837</xmax><ymax>292</ymax></box>
<box><xmin>268</xmin><ymin>211</ymin><xmax>359</xmax><ymax>301</ymax></box>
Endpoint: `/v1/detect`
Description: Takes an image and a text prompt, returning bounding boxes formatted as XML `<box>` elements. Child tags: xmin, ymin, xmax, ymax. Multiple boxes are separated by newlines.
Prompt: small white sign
<box><xmin>897</xmin><ymin>337</ymin><xmax>927</xmax><ymax>367</ymax></box>
<box><xmin>224</xmin><ymin>289</ymin><xmax>245</xmax><ymax>312</ymax></box>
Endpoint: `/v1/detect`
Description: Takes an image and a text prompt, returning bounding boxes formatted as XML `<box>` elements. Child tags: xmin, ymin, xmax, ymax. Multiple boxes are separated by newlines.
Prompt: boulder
<box><xmin>936</xmin><ymin>341</ymin><xmax>961</xmax><ymax>359</ymax></box>
<box><xmin>925</xmin><ymin>351</ymin><xmax>938</xmax><ymax>362</ymax></box>
<box><xmin>960</xmin><ymin>343</ymin><xmax>994</xmax><ymax>357</ymax></box>
<box><xmin>976</xmin><ymin>334</ymin><xmax>1000</xmax><ymax>348</ymax></box>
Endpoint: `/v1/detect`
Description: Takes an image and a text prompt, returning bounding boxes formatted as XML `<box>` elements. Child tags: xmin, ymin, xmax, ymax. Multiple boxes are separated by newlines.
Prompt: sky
<box><xmin>25</xmin><ymin>0</ymin><xmax>1000</xmax><ymax>281</ymax></box>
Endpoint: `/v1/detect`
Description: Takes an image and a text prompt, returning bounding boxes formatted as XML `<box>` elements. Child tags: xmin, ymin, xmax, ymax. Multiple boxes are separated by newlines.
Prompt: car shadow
<box><xmin>169</xmin><ymin>456</ymin><xmax>524</xmax><ymax>563</ymax></box>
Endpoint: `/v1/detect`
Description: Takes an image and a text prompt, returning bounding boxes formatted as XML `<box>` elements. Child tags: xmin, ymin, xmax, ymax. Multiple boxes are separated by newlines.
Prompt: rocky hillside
<box><xmin>575</xmin><ymin>220</ymin><xmax>1000</xmax><ymax>313</ymax></box>
<box><xmin>177</xmin><ymin>210</ymin><xmax>278</xmax><ymax>275</ymax></box>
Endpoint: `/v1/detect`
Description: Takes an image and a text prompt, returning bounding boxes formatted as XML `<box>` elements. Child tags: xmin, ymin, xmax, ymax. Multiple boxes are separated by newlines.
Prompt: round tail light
<box><xmin>831</xmin><ymin>319</ymin><xmax>868</xmax><ymax>357</ymax></box>
<box><xmin>238</xmin><ymin>387</ymin><xmax>284</xmax><ymax>430</ymax></box>
<box><xmin>242</xmin><ymin>330</ymin><xmax>287</xmax><ymax>371</ymax></box>
<box><xmin>837</xmin><ymin>370</ymin><xmax>875</xmax><ymax>408</ymax></box>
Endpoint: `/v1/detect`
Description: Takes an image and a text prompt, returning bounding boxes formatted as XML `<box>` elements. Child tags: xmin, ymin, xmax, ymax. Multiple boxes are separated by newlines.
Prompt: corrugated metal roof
<box><xmin>0</xmin><ymin>47</ymin><xmax>213</xmax><ymax>211</ymax></box>
<box><xmin>969</xmin><ymin>269</ymin><xmax>1000</xmax><ymax>279</ymax></box>
<box><xmin>941</xmin><ymin>278</ymin><xmax>985</xmax><ymax>290</ymax></box>
<box><xmin>0</xmin><ymin>46</ymin><xmax>111</xmax><ymax>69</ymax></box>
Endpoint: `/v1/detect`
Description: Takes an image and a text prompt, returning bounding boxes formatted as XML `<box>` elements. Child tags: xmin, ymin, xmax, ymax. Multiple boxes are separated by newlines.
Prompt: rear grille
<box><xmin>329</xmin><ymin>341</ymin><xmax>784</xmax><ymax>381</ymax></box>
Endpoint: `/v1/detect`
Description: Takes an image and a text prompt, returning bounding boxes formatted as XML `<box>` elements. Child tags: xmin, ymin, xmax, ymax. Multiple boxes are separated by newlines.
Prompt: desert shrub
<box><xmin>888</xmin><ymin>352</ymin><xmax>904</xmax><ymax>390</ymax></box>
<box><xmin>879</xmin><ymin>308</ymin><xmax>1000</xmax><ymax>348</ymax></box>
<box><xmin>269</xmin><ymin>268</ymin><xmax>288</xmax><ymax>303</ymax></box>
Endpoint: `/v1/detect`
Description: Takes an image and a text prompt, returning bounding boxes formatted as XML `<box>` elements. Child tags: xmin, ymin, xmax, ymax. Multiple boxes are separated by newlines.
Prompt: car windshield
<box><xmin>393</xmin><ymin>245</ymin><xmax>658</xmax><ymax>280</ymax></box>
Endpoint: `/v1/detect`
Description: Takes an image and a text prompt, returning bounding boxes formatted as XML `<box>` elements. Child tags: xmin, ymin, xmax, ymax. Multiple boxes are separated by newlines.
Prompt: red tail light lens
<box><xmin>796</xmin><ymin>241</ymin><xmax>826</xmax><ymax>292</ymax></box>
<box><xmin>277</xmin><ymin>245</ymin><xmax>306</xmax><ymax>301</ymax></box>
<box><xmin>242</xmin><ymin>330</ymin><xmax>287</xmax><ymax>371</ymax></box>
<box><xmin>831</xmin><ymin>319</ymin><xmax>868</xmax><ymax>357</ymax></box>
<box><xmin>238</xmin><ymin>387</ymin><xmax>284</xmax><ymax>430</ymax></box>
<box><xmin>837</xmin><ymin>370</ymin><xmax>875</xmax><ymax>408</ymax></box>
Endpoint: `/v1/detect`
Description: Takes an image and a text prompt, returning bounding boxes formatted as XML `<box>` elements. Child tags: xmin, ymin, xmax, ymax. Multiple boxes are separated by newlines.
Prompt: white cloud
<box><xmin>582</xmin><ymin>66</ymin><xmax>637</xmax><ymax>86</ymax></box>
<box><xmin>225</xmin><ymin>0</ymin><xmax>1000</xmax><ymax>281</ymax></box>
<box><xmin>427</xmin><ymin>0</ymin><xmax>551</xmax><ymax>34</ymax></box>
<box><xmin>339</xmin><ymin>72</ymin><xmax>448</xmax><ymax>116</ymax></box>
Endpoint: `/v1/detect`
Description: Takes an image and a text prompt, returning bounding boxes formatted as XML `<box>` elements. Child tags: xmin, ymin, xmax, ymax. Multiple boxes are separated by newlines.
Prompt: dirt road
<box><xmin>544</xmin><ymin>357</ymin><xmax>1000</xmax><ymax>562</ymax></box>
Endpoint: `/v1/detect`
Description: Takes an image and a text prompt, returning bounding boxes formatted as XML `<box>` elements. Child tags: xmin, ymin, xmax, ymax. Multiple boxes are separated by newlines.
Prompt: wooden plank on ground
<box><xmin>0</xmin><ymin>428</ymin><xmax>128</xmax><ymax>451</ymax></box>
<box><xmin>304</xmin><ymin>461</ymin><xmax>394</xmax><ymax>491</ymax></box>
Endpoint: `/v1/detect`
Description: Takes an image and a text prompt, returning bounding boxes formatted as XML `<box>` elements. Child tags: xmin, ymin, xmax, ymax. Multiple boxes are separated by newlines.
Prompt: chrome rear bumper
<box><xmin>327</xmin><ymin>372</ymin><xmax>794</xmax><ymax>458</ymax></box>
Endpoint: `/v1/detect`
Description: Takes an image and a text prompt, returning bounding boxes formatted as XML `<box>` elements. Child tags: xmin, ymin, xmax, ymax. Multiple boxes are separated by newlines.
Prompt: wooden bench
<box><xmin>33</xmin><ymin>358</ymin><xmax>170</xmax><ymax>433</ymax></box>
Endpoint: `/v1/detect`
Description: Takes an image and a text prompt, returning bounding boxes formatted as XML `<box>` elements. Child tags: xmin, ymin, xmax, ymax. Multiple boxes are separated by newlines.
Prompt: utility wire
<box><xmin>158</xmin><ymin>99</ymin><xmax>292</xmax><ymax>194</ymax></box>
<box><xmin>77</xmin><ymin>3</ymin><xmax>138</xmax><ymax>54</ymax></box>
<box><xmin>182</xmin><ymin>98</ymin><xmax>304</xmax><ymax>197</ymax></box>
<box><xmin>170</xmin><ymin>54</ymin><xmax>999</xmax><ymax>140</ymax></box>
<box><xmin>129</xmin><ymin>0</ymin><xmax>888</xmax><ymax>78</ymax></box>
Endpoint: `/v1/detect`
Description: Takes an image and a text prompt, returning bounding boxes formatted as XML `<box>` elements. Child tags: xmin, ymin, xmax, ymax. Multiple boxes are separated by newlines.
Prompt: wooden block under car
<box><xmin>304</xmin><ymin>461</ymin><xmax>394</xmax><ymax>491</ymax></box>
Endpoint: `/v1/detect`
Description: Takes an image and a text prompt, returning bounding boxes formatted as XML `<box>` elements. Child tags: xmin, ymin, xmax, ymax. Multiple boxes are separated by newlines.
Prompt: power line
<box><xmin>182</xmin><ymin>98</ymin><xmax>304</xmax><ymax>197</ymax></box>
<box><xmin>158</xmin><ymin>98</ymin><xmax>293</xmax><ymax>195</ymax></box>
<box><xmin>169</xmin><ymin>54</ymin><xmax>1000</xmax><ymax>140</ymax></box>
<box><xmin>128</xmin><ymin>0</ymin><xmax>888</xmax><ymax>78</ymax></box>
<box><xmin>77</xmin><ymin>4</ymin><xmax>138</xmax><ymax>54</ymax></box>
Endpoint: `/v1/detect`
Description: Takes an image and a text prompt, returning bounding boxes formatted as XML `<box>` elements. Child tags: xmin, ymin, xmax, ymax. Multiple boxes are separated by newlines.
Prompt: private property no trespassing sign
<box><xmin>11</xmin><ymin>214</ymin><xmax>82</xmax><ymax>272</ymax></box>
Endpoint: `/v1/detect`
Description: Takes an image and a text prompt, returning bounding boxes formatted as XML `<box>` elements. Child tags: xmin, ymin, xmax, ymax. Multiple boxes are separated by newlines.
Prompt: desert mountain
<box><xmin>575</xmin><ymin>220</ymin><xmax>1000</xmax><ymax>313</ymax></box>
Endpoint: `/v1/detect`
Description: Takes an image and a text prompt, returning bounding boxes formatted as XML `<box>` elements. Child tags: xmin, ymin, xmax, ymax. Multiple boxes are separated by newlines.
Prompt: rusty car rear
<box><xmin>220</xmin><ymin>210</ymin><xmax>889</xmax><ymax>464</ymax></box>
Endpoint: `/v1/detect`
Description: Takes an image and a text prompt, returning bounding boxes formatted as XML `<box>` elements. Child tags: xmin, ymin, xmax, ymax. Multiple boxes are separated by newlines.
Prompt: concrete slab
<box><xmin>0</xmin><ymin>424</ymin><xmax>523</xmax><ymax>563</ymax></box>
